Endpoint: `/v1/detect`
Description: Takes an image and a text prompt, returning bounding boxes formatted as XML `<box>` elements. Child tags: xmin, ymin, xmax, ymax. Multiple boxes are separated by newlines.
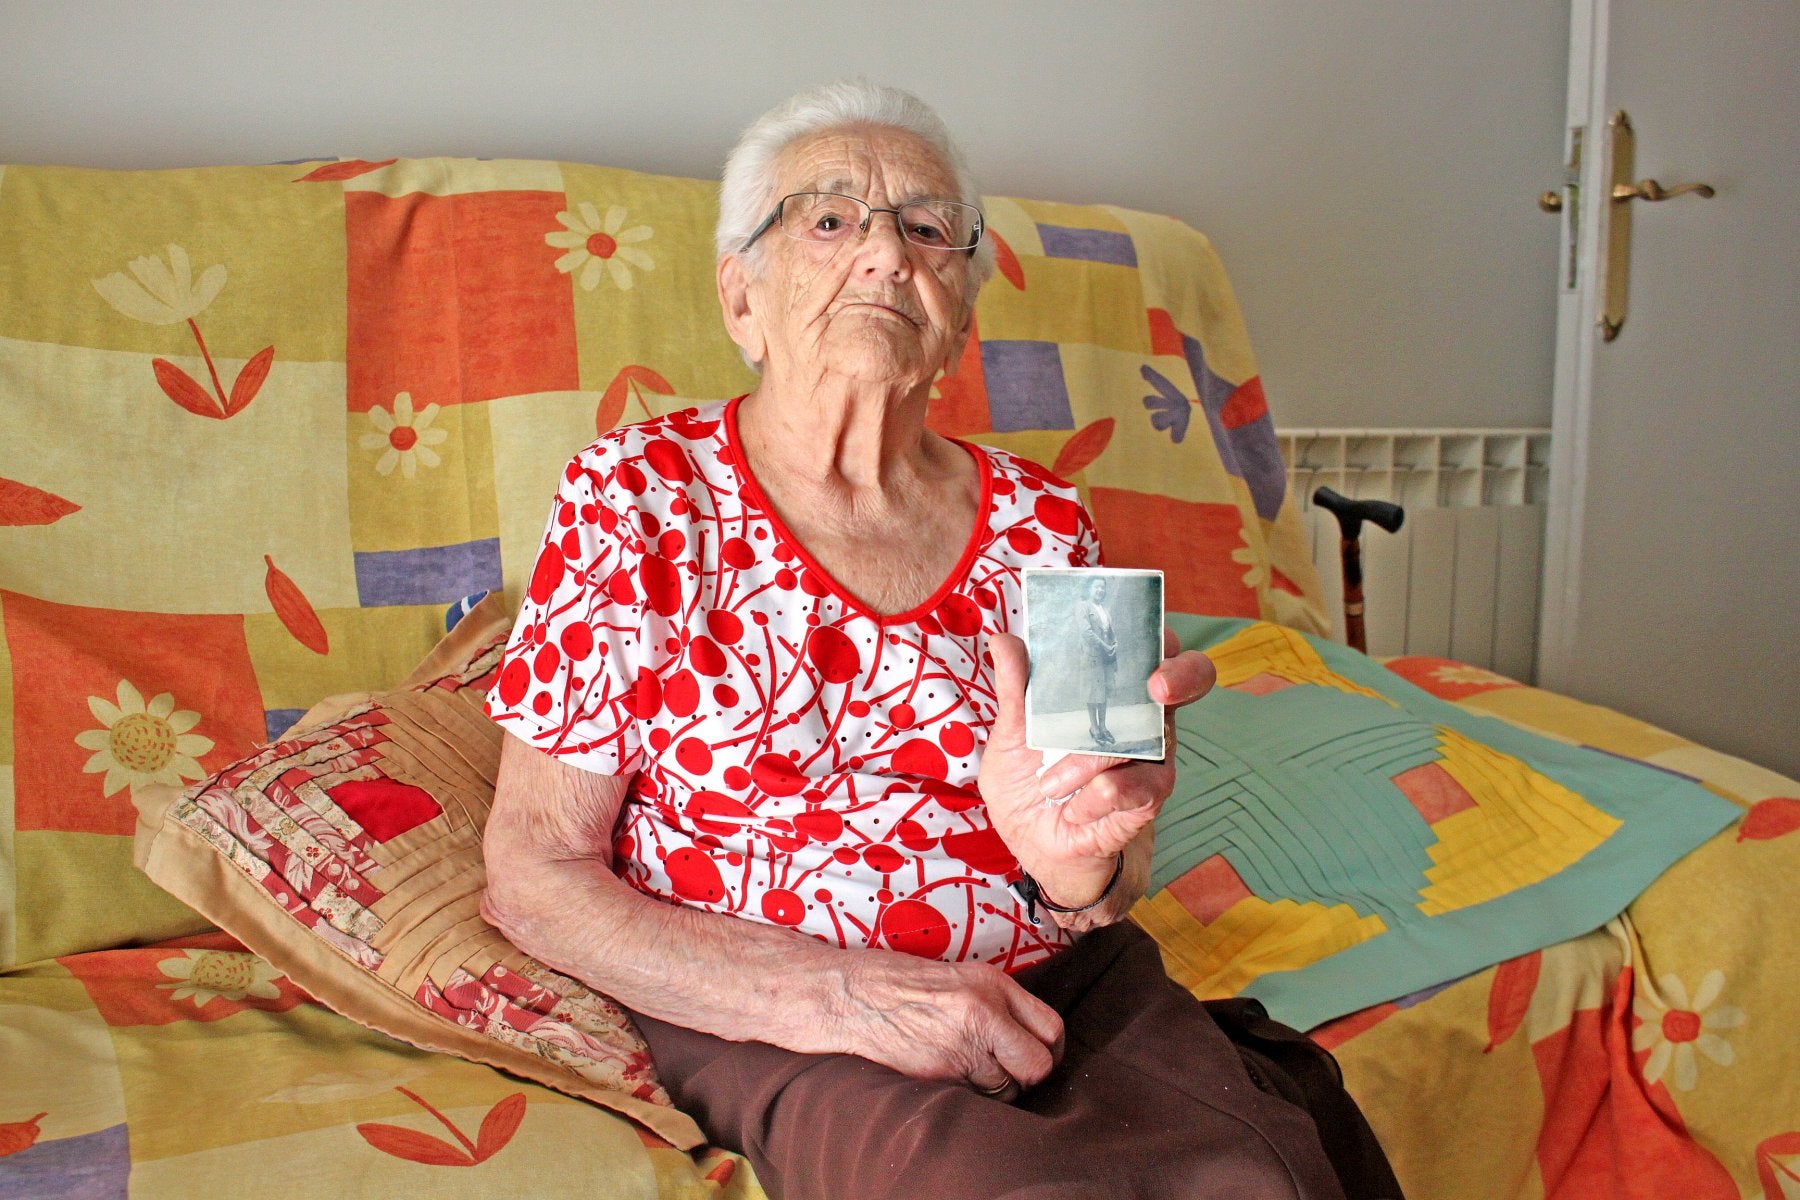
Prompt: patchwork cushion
<box><xmin>1134</xmin><ymin>618</ymin><xmax>1742</xmax><ymax>1031</ymax></box>
<box><xmin>132</xmin><ymin>594</ymin><xmax>702</xmax><ymax>1148</ymax></box>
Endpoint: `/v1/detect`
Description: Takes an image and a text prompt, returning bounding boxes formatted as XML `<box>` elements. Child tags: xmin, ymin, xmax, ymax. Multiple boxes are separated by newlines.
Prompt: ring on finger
<box><xmin>975</xmin><ymin>1077</ymin><xmax>1013</xmax><ymax>1097</ymax></box>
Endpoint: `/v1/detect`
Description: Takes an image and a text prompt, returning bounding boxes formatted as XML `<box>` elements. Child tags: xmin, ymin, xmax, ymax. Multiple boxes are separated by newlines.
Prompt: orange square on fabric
<box><xmin>1087</xmin><ymin>489</ymin><xmax>1259</xmax><ymax>617</ymax></box>
<box><xmin>346</xmin><ymin>189</ymin><xmax>579</xmax><ymax>413</ymax></box>
<box><xmin>57</xmin><ymin>932</ymin><xmax>310</xmax><ymax>1027</ymax></box>
<box><xmin>1384</xmin><ymin>656</ymin><xmax>1524</xmax><ymax>701</ymax></box>
<box><xmin>4</xmin><ymin>592</ymin><xmax>264</xmax><ymax>836</ymax></box>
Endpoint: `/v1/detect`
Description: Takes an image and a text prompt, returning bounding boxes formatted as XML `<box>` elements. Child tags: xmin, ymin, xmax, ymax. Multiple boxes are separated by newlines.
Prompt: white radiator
<box><xmin>1279</xmin><ymin>429</ymin><xmax>1551</xmax><ymax>682</ymax></box>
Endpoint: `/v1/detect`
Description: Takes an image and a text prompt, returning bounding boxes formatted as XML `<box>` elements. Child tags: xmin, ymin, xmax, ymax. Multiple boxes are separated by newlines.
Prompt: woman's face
<box><xmin>725</xmin><ymin>125</ymin><xmax>979</xmax><ymax>390</ymax></box>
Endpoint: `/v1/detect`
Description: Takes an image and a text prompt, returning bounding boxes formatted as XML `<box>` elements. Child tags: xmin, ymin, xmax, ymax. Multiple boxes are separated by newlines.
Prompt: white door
<box><xmin>1539</xmin><ymin>0</ymin><xmax>1799</xmax><ymax>778</ymax></box>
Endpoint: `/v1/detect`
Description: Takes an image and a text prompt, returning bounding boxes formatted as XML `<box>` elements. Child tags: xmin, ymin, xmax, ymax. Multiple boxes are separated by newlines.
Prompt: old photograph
<box><xmin>1023</xmin><ymin>568</ymin><xmax>1165</xmax><ymax>760</ymax></box>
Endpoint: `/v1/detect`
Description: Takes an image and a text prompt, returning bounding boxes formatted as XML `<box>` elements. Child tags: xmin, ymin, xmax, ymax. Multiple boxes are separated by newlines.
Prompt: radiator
<box><xmin>1279</xmin><ymin>429</ymin><xmax>1551</xmax><ymax>682</ymax></box>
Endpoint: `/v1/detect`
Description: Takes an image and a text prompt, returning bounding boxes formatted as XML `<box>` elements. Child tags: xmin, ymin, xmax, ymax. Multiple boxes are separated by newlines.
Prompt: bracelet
<box><xmin>1010</xmin><ymin>852</ymin><xmax>1125</xmax><ymax>924</ymax></box>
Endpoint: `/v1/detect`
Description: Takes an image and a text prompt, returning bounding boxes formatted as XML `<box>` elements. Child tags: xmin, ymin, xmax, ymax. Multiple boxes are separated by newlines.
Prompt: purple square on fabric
<box><xmin>354</xmin><ymin>538</ymin><xmax>504</xmax><ymax>607</ymax></box>
<box><xmin>265</xmin><ymin>708</ymin><xmax>308</xmax><ymax>742</ymax></box>
<box><xmin>0</xmin><ymin>1123</ymin><xmax>131</xmax><ymax>1200</ymax></box>
<box><xmin>980</xmin><ymin>340</ymin><xmax>1075</xmax><ymax>433</ymax></box>
<box><xmin>1036</xmin><ymin>225</ymin><xmax>1139</xmax><ymax>268</ymax></box>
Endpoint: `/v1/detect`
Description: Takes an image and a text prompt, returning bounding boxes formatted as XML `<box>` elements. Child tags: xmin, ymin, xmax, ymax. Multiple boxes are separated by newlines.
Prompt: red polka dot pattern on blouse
<box><xmin>485</xmin><ymin>399</ymin><xmax>1102</xmax><ymax>973</ymax></box>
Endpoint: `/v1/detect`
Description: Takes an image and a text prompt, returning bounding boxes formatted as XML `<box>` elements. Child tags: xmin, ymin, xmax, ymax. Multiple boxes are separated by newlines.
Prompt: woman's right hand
<box><xmin>829</xmin><ymin>949</ymin><xmax>1064</xmax><ymax>1097</ymax></box>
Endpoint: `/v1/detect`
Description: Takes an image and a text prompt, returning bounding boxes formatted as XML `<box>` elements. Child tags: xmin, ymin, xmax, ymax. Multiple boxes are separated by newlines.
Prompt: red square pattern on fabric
<box><xmin>327</xmin><ymin>778</ymin><xmax>443</xmax><ymax>842</ymax></box>
<box><xmin>345</xmin><ymin>189</ymin><xmax>579</xmax><ymax>413</ymax></box>
<box><xmin>1085</xmin><ymin>489</ymin><xmax>1258</xmax><ymax>617</ymax></box>
<box><xmin>1384</xmin><ymin>656</ymin><xmax>1523</xmax><ymax>701</ymax></box>
<box><xmin>4</xmin><ymin>591</ymin><xmax>265</xmax><ymax>836</ymax></box>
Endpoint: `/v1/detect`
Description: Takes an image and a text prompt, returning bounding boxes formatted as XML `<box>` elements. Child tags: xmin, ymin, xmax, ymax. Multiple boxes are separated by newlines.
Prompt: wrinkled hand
<box><xmin>979</xmin><ymin>629</ymin><xmax>1216</xmax><ymax>906</ymax></box>
<box><xmin>832</xmin><ymin>947</ymin><xmax>1063</xmax><ymax>1101</ymax></box>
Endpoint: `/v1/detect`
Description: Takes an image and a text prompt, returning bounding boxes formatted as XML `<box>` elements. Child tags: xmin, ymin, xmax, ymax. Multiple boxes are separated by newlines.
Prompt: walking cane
<box><xmin>1311</xmin><ymin>487</ymin><xmax>1405</xmax><ymax>655</ymax></box>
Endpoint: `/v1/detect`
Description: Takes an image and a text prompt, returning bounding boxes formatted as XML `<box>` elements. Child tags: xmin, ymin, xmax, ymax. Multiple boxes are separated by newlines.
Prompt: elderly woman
<box><xmin>481</xmin><ymin>83</ymin><xmax>1399</xmax><ymax>1200</ymax></box>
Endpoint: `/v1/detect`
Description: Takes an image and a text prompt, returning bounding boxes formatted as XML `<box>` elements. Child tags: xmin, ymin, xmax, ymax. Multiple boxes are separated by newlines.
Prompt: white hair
<box><xmin>715</xmin><ymin>80</ymin><xmax>996</xmax><ymax>289</ymax></box>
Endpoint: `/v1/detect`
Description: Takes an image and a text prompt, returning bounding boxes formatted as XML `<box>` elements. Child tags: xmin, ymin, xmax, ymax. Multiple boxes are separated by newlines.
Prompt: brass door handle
<box><xmin>1612</xmin><ymin>178</ymin><xmax>1716</xmax><ymax>203</ymax></box>
<box><xmin>1598</xmin><ymin>111</ymin><xmax>1720</xmax><ymax>342</ymax></box>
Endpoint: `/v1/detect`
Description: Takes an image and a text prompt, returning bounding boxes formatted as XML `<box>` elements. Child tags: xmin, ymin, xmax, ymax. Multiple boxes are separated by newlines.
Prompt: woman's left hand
<box><xmin>977</xmin><ymin>630</ymin><xmax>1216</xmax><ymax>909</ymax></box>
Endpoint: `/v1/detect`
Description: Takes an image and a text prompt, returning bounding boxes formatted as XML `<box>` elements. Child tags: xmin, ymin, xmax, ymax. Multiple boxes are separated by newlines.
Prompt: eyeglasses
<box><xmin>740</xmin><ymin>192</ymin><xmax>985</xmax><ymax>255</ymax></box>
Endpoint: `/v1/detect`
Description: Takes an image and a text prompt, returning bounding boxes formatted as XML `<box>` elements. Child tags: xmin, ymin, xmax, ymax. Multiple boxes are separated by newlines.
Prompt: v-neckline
<box><xmin>721</xmin><ymin>395</ymin><xmax>994</xmax><ymax>628</ymax></box>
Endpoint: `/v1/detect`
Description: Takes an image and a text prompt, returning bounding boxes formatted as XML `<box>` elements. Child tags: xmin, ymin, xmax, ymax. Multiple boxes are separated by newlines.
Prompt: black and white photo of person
<box><xmin>1078</xmin><ymin>576</ymin><xmax>1119</xmax><ymax>747</ymax></box>
<box><xmin>1023</xmin><ymin>568</ymin><xmax>1165</xmax><ymax>760</ymax></box>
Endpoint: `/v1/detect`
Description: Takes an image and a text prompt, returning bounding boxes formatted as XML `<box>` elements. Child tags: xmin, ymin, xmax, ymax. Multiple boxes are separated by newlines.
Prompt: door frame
<box><xmin>1536</xmin><ymin>0</ymin><xmax>1606</xmax><ymax>694</ymax></box>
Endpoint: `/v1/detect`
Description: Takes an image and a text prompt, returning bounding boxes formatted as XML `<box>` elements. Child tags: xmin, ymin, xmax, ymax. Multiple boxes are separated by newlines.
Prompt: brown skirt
<box><xmin>630</xmin><ymin>922</ymin><xmax>1402</xmax><ymax>1200</ymax></box>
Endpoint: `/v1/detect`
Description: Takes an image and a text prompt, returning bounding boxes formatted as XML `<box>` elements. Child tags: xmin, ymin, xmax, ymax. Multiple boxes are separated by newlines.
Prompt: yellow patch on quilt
<box><xmin>1006</xmin><ymin>198</ymin><xmax>1133</xmax><ymax>233</ymax></box>
<box><xmin>339</xmin><ymin>156</ymin><xmax>567</xmax><ymax>198</ymax></box>
<box><xmin>0</xmin><ymin>767</ymin><xmax>15</xmax><ymax>965</ymax></box>
<box><xmin>1103</xmin><ymin>206</ymin><xmax>1261</xmax><ymax>386</ymax></box>
<box><xmin>1415</xmin><ymin>727</ymin><xmax>1622</xmax><ymax>916</ymax></box>
<box><xmin>1135</xmin><ymin>887</ymin><xmax>1387</xmax><ymax>1000</ymax></box>
<box><xmin>13</xmin><ymin>831</ymin><xmax>211</xmax><ymax>965</ymax></box>
<box><xmin>1645</xmin><ymin>745</ymin><xmax>1785</xmax><ymax>806</ymax></box>
<box><xmin>1055</xmin><ymin>342</ymin><xmax>1241</xmax><ymax>506</ymax></box>
<box><xmin>244</xmin><ymin>603</ymin><xmax>455</xmax><ymax>715</ymax></box>
<box><xmin>127</xmin><ymin>1089</ymin><xmax>665</xmax><ymax>1195</ymax></box>
<box><xmin>346</xmin><ymin>399</ymin><xmax>499</xmax><ymax>555</ymax></box>
<box><xmin>979</xmin><ymin>197</ymin><xmax>1046</xmax><ymax>258</ymax></box>
<box><xmin>974</xmin><ymin>255</ymin><xmax>1149</xmax><ymax>354</ymax></box>
<box><xmin>1455</xmin><ymin>686</ymin><xmax>1691</xmax><ymax>761</ymax></box>
<box><xmin>0</xmin><ymin>337</ymin><xmax>357</xmax><ymax>615</ymax></box>
<box><xmin>557</xmin><ymin>164</ymin><xmax>757</xmax><ymax>404</ymax></box>
<box><xmin>111</xmin><ymin>1012</ymin><xmax>508</xmax><ymax>1162</ymax></box>
<box><xmin>0</xmin><ymin>995</ymin><xmax>129</xmax><ymax>1137</ymax></box>
<box><xmin>0</xmin><ymin>164</ymin><xmax>347</xmax><ymax>362</ymax></box>
<box><xmin>1206</xmin><ymin>621</ymin><xmax>1391</xmax><ymax>701</ymax></box>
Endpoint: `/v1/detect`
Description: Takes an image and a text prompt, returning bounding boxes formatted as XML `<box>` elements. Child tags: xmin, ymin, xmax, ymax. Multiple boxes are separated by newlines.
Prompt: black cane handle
<box><xmin>1312</xmin><ymin>487</ymin><xmax>1405</xmax><ymax>540</ymax></box>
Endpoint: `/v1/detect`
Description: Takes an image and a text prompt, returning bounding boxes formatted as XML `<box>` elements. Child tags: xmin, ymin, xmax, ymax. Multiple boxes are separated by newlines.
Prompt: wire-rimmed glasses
<box><xmin>740</xmin><ymin>192</ymin><xmax>985</xmax><ymax>255</ymax></box>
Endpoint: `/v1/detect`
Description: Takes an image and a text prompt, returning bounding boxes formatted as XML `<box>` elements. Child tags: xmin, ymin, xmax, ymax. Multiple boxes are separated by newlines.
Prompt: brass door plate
<box><xmin>1600</xmin><ymin>110</ymin><xmax>1635</xmax><ymax>341</ymax></box>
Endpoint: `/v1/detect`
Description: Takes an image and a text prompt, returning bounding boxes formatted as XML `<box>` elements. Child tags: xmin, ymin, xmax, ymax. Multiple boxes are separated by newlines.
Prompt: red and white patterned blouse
<box><xmin>485</xmin><ymin>398</ymin><xmax>1101</xmax><ymax>972</ymax></box>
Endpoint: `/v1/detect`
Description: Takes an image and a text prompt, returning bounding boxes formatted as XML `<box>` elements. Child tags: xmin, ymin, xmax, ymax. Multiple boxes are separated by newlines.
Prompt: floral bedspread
<box><xmin>1323</xmin><ymin>659</ymin><xmax>1800</xmax><ymax>1200</ymax></box>
<box><xmin>4</xmin><ymin>657</ymin><xmax>1792</xmax><ymax>1198</ymax></box>
<box><xmin>1</xmin><ymin>154</ymin><xmax>1792</xmax><ymax>1197</ymax></box>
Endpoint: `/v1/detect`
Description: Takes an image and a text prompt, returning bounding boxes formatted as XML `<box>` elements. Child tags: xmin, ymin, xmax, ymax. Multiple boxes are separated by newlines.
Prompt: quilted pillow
<box><xmin>1133</xmin><ymin>617</ymin><xmax>1742</xmax><ymax>1031</ymax></box>
<box><xmin>132</xmin><ymin>594</ymin><xmax>702</xmax><ymax>1148</ymax></box>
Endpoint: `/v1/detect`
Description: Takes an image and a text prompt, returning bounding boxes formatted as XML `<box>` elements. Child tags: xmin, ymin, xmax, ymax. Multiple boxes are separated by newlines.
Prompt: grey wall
<box><xmin>0</xmin><ymin>0</ymin><xmax>1568</xmax><ymax>429</ymax></box>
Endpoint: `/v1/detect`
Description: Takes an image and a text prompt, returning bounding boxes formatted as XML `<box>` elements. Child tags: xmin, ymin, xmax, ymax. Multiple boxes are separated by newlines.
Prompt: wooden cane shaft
<box><xmin>1340</xmin><ymin>537</ymin><xmax>1367</xmax><ymax>654</ymax></box>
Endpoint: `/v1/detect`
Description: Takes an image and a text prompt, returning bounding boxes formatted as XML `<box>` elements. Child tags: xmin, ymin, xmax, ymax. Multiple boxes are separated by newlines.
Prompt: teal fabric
<box><xmin>1153</xmin><ymin>615</ymin><xmax>1740</xmax><ymax>1030</ymax></box>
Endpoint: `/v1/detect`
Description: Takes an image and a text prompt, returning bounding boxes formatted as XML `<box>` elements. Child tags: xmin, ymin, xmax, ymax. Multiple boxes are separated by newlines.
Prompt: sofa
<box><xmin>1</xmin><ymin>154</ymin><xmax>1795</xmax><ymax>1199</ymax></box>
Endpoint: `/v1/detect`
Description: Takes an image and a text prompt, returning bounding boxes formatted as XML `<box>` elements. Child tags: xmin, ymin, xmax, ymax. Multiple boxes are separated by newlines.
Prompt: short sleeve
<box><xmin>484</xmin><ymin>451</ymin><xmax>645</xmax><ymax>776</ymax></box>
<box><xmin>1073</xmin><ymin>500</ymin><xmax>1104</xmax><ymax>568</ymax></box>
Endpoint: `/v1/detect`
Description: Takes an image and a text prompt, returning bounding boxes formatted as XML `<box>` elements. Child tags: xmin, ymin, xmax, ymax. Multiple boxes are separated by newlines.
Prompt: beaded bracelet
<box><xmin>1010</xmin><ymin>852</ymin><xmax>1126</xmax><ymax>924</ymax></box>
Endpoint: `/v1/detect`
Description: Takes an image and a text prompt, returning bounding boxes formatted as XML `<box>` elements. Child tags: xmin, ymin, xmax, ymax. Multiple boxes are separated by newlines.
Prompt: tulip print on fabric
<box><xmin>91</xmin><ymin>244</ymin><xmax>275</xmax><ymax>419</ymax></box>
<box><xmin>486</xmin><ymin>399</ymin><xmax>1101</xmax><ymax>972</ymax></box>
